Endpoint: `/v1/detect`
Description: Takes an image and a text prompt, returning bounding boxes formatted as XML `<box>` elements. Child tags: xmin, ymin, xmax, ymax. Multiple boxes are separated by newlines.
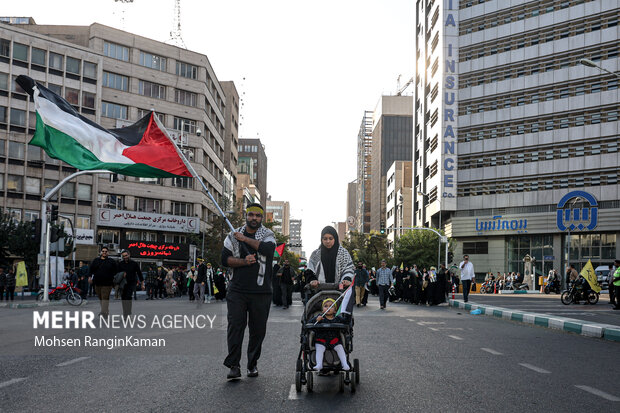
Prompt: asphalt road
<box><xmin>0</xmin><ymin>294</ymin><xmax>618</xmax><ymax>412</ymax></box>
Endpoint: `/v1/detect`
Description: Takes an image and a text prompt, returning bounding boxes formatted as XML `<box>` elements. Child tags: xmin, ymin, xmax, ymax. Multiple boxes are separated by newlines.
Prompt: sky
<box><xmin>5</xmin><ymin>0</ymin><xmax>414</xmax><ymax>255</ymax></box>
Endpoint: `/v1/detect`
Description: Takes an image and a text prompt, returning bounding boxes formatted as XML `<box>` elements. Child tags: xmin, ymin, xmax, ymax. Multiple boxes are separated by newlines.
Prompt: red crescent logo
<box><xmin>100</xmin><ymin>209</ymin><xmax>110</xmax><ymax>221</ymax></box>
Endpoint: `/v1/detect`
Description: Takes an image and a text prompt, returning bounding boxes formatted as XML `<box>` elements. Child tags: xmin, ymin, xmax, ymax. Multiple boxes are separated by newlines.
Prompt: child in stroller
<box><xmin>308</xmin><ymin>298</ymin><xmax>350</xmax><ymax>371</ymax></box>
<box><xmin>295</xmin><ymin>284</ymin><xmax>359</xmax><ymax>393</ymax></box>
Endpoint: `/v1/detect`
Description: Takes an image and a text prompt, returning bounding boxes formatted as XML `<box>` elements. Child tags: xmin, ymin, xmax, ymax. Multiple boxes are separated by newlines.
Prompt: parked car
<box><xmin>594</xmin><ymin>265</ymin><xmax>609</xmax><ymax>290</ymax></box>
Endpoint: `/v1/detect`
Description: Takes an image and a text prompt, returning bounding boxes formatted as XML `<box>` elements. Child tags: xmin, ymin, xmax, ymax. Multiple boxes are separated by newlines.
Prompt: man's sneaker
<box><xmin>226</xmin><ymin>366</ymin><xmax>241</xmax><ymax>380</ymax></box>
<box><xmin>247</xmin><ymin>367</ymin><xmax>259</xmax><ymax>377</ymax></box>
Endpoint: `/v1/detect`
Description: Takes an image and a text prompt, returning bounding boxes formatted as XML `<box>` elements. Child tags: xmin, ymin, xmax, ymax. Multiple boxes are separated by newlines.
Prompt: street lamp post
<box><xmin>565</xmin><ymin>197</ymin><xmax>583</xmax><ymax>289</ymax></box>
<box><xmin>418</xmin><ymin>191</ymin><xmax>442</xmax><ymax>269</ymax></box>
<box><xmin>580</xmin><ymin>58</ymin><xmax>620</xmax><ymax>78</ymax></box>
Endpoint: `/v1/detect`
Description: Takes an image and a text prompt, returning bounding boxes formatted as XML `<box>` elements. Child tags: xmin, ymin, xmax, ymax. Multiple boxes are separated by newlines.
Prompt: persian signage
<box><xmin>556</xmin><ymin>190</ymin><xmax>598</xmax><ymax>232</ymax></box>
<box><xmin>64</xmin><ymin>228</ymin><xmax>95</xmax><ymax>245</ymax></box>
<box><xmin>121</xmin><ymin>241</ymin><xmax>189</xmax><ymax>260</ymax></box>
<box><xmin>97</xmin><ymin>209</ymin><xmax>199</xmax><ymax>233</ymax></box>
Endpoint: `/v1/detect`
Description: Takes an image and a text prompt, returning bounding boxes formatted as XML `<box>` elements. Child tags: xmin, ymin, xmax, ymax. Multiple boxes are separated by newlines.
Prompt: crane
<box><xmin>396</xmin><ymin>75</ymin><xmax>414</xmax><ymax>96</ymax></box>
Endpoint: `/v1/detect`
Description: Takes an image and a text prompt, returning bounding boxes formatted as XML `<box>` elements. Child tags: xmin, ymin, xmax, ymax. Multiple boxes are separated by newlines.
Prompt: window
<box><xmin>24</xmin><ymin>211</ymin><xmax>39</xmax><ymax>222</ymax></box>
<box><xmin>126</xmin><ymin>231</ymin><xmax>141</xmax><ymax>241</ymax></box>
<box><xmin>7</xmin><ymin>175</ymin><xmax>23</xmax><ymax>192</ymax></box>
<box><xmin>61</xmin><ymin>182</ymin><xmax>75</xmax><ymax>198</ymax></box>
<box><xmin>463</xmin><ymin>242</ymin><xmax>488</xmax><ymax>254</ymax></box>
<box><xmin>65</xmin><ymin>88</ymin><xmax>79</xmax><ymax>105</ymax></box>
<box><xmin>137</xmin><ymin>108</ymin><xmax>164</xmax><ymax>123</ymax></box>
<box><xmin>31</xmin><ymin>47</ymin><xmax>46</xmax><ymax>66</ymax></box>
<box><xmin>173</xmin><ymin>117</ymin><xmax>196</xmax><ymax>133</ymax></box>
<box><xmin>0</xmin><ymin>72</ymin><xmax>7</xmax><ymax>91</ymax></box>
<box><xmin>176</xmin><ymin>61</ymin><xmax>198</xmax><ymax>79</ymax></box>
<box><xmin>134</xmin><ymin>197</ymin><xmax>161</xmax><ymax>213</ymax></box>
<box><xmin>0</xmin><ymin>39</ymin><xmax>9</xmax><ymax>57</ymax></box>
<box><xmin>101</xmin><ymin>101</ymin><xmax>127</xmax><ymax>119</ymax></box>
<box><xmin>83</xmin><ymin>61</ymin><xmax>97</xmax><ymax>79</ymax></box>
<box><xmin>66</xmin><ymin>56</ymin><xmax>80</xmax><ymax>74</ymax></box>
<box><xmin>104</xmin><ymin>41</ymin><xmax>129</xmax><ymax>61</ymax></box>
<box><xmin>138</xmin><ymin>80</ymin><xmax>166</xmax><ymax>99</ymax></box>
<box><xmin>49</xmin><ymin>52</ymin><xmax>63</xmax><ymax>70</ymax></box>
<box><xmin>171</xmin><ymin>201</ymin><xmax>192</xmax><ymax>216</ymax></box>
<box><xmin>82</xmin><ymin>91</ymin><xmax>95</xmax><ymax>109</ymax></box>
<box><xmin>25</xmin><ymin>177</ymin><xmax>40</xmax><ymax>194</ymax></box>
<box><xmin>77</xmin><ymin>183</ymin><xmax>92</xmax><ymax>200</ymax></box>
<box><xmin>27</xmin><ymin>145</ymin><xmax>41</xmax><ymax>162</ymax></box>
<box><xmin>48</xmin><ymin>83</ymin><xmax>62</xmax><ymax>95</ymax></box>
<box><xmin>175</xmin><ymin>89</ymin><xmax>197</xmax><ymax>106</ymax></box>
<box><xmin>8</xmin><ymin>141</ymin><xmax>25</xmax><ymax>159</ymax></box>
<box><xmin>139</xmin><ymin>51</ymin><xmax>166</xmax><ymax>71</ymax></box>
<box><xmin>172</xmin><ymin>177</ymin><xmax>192</xmax><ymax>188</ymax></box>
<box><xmin>103</xmin><ymin>72</ymin><xmax>128</xmax><ymax>91</ymax></box>
<box><xmin>97</xmin><ymin>229</ymin><xmax>120</xmax><ymax>245</ymax></box>
<box><xmin>10</xmin><ymin>108</ymin><xmax>26</xmax><ymax>127</ymax></box>
<box><xmin>98</xmin><ymin>193</ymin><xmax>124</xmax><ymax>209</ymax></box>
<box><xmin>12</xmin><ymin>42</ymin><xmax>28</xmax><ymax>61</ymax></box>
<box><xmin>164</xmin><ymin>234</ymin><xmax>186</xmax><ymax>244</ymax></box>
<box><xmin>76</xmin><ymin>216</ymin><xmax>90</xmax><ymax>229</ymax></box>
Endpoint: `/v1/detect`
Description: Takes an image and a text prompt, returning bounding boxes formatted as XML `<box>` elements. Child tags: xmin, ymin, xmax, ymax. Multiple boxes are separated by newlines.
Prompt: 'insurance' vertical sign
<box><xmin>442</xmin><ymin>0</ymin><xmax>458</xmax><ymax>210</ymax></box>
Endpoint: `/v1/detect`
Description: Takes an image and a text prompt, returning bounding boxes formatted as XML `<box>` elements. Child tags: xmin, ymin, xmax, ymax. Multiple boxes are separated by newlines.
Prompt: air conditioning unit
<box><xmin>109</xmin><ymin>243</ymin><xmax>120</xmax><ymax>253</ymax></box>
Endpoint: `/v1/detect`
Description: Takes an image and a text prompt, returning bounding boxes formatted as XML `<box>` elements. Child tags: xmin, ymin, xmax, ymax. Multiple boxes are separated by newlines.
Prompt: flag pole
<box><xmin>313</xmin><ymin>290</ymin><xmax>347</xmax><ymax>325</ymax></box>
<box><xmin>153</xmin><ymin>113</ymin><xmax>236</xmax><ymax>233</ymax></box>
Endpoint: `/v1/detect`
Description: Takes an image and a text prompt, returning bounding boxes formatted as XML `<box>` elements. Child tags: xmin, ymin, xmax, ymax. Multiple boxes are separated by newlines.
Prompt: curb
<box><xmin>449</xmin><ymin>299</ymin><xmax>620</xmax><ymax>342</ymax></box>
<box><xmin>0</xmin><ymin>300</ymin><xmax>89</xmax><ymax>309</ymax></box>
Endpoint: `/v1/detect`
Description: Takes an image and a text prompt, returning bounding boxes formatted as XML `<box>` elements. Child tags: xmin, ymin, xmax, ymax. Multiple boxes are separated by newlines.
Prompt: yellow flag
<box><xmin>16</xmin><ymin>261</ymin><xmax>28</xmax><ymax>287</ymax></box>
<box><xmin>400</xmin><ymin>262</ymin><xmax>404</xmax><ymax>270</ymax></box>
<box><xmin>213</xmin><ymin>285</ymin><xmax>219</xmax><ymax>295</ymax></box>
<box><xmin>580</xmin><ymin>260</ymin><xmax>600</xmax><ymax>293</ymax></box>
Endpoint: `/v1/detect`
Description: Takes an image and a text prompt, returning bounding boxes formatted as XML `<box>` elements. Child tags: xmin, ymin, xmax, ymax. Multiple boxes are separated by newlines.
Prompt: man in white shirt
<box><xmin>459</xmin><ymin>255</ymin><xmax>475</xmax><ymax>303</ymax></box>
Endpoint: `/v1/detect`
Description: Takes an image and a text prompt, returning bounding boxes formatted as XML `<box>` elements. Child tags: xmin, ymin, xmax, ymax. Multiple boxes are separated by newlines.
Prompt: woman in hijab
<box><xmin>306</xmin><ymin>226</ymin><xmax>355</xmax><ymax>288</ymax></box>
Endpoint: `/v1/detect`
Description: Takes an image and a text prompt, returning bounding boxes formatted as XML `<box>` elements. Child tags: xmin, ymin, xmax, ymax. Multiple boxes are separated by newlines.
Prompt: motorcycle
<box><xmin>561</xmin><ymin>283</ymin><xmax>598</xmax><ymax>305</ymax></box>
<box><xmin>480</xmin><ymin>280</ymin><xmax>496</xmax><ymax>294</ymax></box>
<box><xmin>505</xmin><ymin>282</ymin><xmax>529</xmax><ymax>291</ymax></box>
<box><xmin>37</xmin><ymin>281</ymin><xmax>83</xmax><ymax>306</ymax></box>
<box><xmin>544</xmin><ymin>279</ymin><xmax>562</xmax><ymax>294</ymax></box>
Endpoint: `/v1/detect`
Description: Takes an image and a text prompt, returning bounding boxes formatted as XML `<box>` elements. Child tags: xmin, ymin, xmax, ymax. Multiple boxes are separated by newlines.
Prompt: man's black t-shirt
<box><xmin>89</xmin><ymin>257</ymin><xmax>118</xmax><ymax>286</ymax></box>
<box><xmin>117</xmin><ymin>259</ymin><xmax>141</xmax><ymax>285</ymax></box>
<box><xmin>221</xmin><ymin>229</ymin><xmax>275</xmax><ymax>294</ymax></box>
<box><xmin>280</xmin><ymin>266</ymin><xmax>294</xmax><ymax>285</ymax></box>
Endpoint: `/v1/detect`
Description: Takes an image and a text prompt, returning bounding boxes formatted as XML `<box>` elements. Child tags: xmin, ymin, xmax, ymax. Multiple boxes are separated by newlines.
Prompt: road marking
<box><xmin>428</xmin><ymin>327</ymin><xmax>439</xmax><ymax>331</ymax></box>
<box><xmin>481</xmin><ymin>348</ymin><xmax>503</xmax><ymax>355</ymax></box>
<box><xmin>575</xmin><ymin>385</ymin><xmax>620</xmax><ymax>401</ymax></box>
<box><xmin>407</xmin><ymin>319</ymin><xmax>415</xmax><ymax>322</ymax></box>
<box><xmin>447</xmin><ymin>335</ymin><xmax>463</xmax><ymax>340</ymax></box>
<box><xmin>288</xmin><ymin>384</ymin><xmax>303</xmax><ymax>400</ymax></box>
<box><xmin>0</xmin><ymin>378</ymin><xmax>27</xmax><ymax>389</ymax></box>
<box><xmin>519</xmin><ymin>363</ymin><xmax>550</xmax><ymax>374</ymax></box>
<box><xmin>56</xmin><ymin>357</ymin><xmax>90</xmax><ymax>367</ymax></box>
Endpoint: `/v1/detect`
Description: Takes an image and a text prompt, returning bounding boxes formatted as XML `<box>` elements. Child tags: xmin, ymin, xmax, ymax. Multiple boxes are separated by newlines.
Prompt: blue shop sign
<box><xmin>475</xmin><ymin>215</ymin><xmax>527</xmax><ymax>233</ymax></box>
<box><xmin>556</xmin><ymin>191</ymin><xmax>598</xmax><ymax>232</ymax></box>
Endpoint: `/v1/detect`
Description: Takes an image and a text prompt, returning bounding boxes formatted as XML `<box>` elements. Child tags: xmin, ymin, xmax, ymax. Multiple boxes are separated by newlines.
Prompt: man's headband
<box><xmin>246</xmin><ymin>206</ymin><xmax>264</xmax><ymax>214</ymax></box>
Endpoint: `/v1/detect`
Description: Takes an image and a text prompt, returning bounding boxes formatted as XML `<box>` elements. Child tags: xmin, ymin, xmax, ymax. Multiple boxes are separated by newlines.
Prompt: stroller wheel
<box><xmin>296</xmin><ymin>359</ymin><xmax>302</xmax><ymax>372</ymax></box>
<box><xmin>306</xmin><ymin>371</ymin><xmax>313</xmax><ymax>393</ymax></box>
<box><xmin>339</xmin><ymin>372</ymin><xmax>345</xmax><ymax>393</ymax></box>
<box><xmin>295</xmin><ymin>371</ymin><xmax>302</xmax><ymax>392</ymax></box>
<box><xmin>354</xmin><ymin>359</ymin><xmax>360</xmax><ymax>384</ymax></box>
<box><xmin>350</xmin><ymin>371</ymin><xmax>356</xmax><ymax>393</ymax></box>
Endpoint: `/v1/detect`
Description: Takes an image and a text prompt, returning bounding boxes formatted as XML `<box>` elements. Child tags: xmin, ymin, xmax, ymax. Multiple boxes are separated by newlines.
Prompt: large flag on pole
<box><xmin>274</xmin><ymin>243</ymin><xmax>285</xmax><ymax>258</ymax></box>
<box><xmin>16</xmin><ymin>75</ymin><xmax>191</xmax><ymax>178</ymax></box>
<box><xmin>580</xmin><ymin>260</ymin><xmax>601</xmax><ymax>293</ymax></box>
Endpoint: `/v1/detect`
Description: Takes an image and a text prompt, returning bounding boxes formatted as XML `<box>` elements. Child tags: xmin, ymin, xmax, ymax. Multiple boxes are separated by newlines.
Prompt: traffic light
<box><xmin>33</xmin><ymin>218</ymin><xmax>42</xmax><ymax>244</ymax></box>
<box><xmin>50</xmin><ymin>205</ymin><xmax>59</xmax><ymax>222</ymax></box>
<box><xmin>380</xmin><ymin>222</ymin><xmax>385</xmax><ymax>234</ymax></box>
<box><xmin>447</xmin><ymin>251</ymin><xmax>454</xmax><ymax>263</ymax></box>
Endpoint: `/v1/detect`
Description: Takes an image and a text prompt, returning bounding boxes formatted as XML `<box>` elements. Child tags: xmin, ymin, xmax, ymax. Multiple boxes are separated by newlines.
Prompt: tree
<box><xmin>342</xmin><ymin>231</ymin><xmax>392</xmax><ymax>269</ymax></box>
<box><xmin>393</xmin><ymin>230</ymin><xmax>454</xmax><ymax>269</ymax></box>
<box><xmin>0</xmin><ymin>209</ymin><xmax>16</xmax><ymax>265</ymax></box>
<box><xmin>197</xmin><ymin>208</ymin><xmax>244</xmax><ymax>268</ymax></box>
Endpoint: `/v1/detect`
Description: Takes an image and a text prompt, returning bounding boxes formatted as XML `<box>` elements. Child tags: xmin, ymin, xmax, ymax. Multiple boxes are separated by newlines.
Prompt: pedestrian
<box><xmin>89</xmin><ymin>246</ymin><xmax>118</xmax><ymax>318</ymax></box>
<box><xmin>306</xmin><ymin>226</ymin><xmax>354</xmax><ymax>288</ymax></box>
<box><xmin>117</xmin><ymin>250</ymin><xmax>142</xmax><ymax>317</ymax></box>
<box><xmin>420</xmin><ymin>268</ymin><xmax>429</xmax><ymax>305</ymax></box>
<box><xmin>277</xmin><ymin>259</ymin><xmax>295</xmax><ymax>309</ymax></box>
<box><xmin>0</xmin><ymin>267</ymin><xmax>6</xmax><ymax>301</ymax></box>
<box><xmin>451</xmin><ymin>269</ymin><xmax>460</xmax><ymax>296</ymax></box>
<box><xmin>156</xmin><ymin>266</ymin><xmax>167</xmax><ymax>298</ymax></box>
<box><xmin>568</xmin><ymin>264</ymin><xmax>579</xmax><ymax>289</ymax></box>
<box><xmin>221</xmin><ymin>203</ymin><xmax>276</xmax><ymax>380</ymax></box>
<box><xmin>272</xmin><ymin>261</ymin><xmax>282</xmax><ymax>307</ymax></box>
<box><xmin>186</xmin><ymin>266</ymin><xmax>197</xmax><ymax>301</ymax></box>
<box><xmin>145</xmin><ymin>267</ymin><xmax>157</xmax><ymax>300</ymax></box>
<box><xmin>612</xmin><ymin>259</ymin><xmax>620</xmax><ymax>310</ymax></box>
<box><xmin>205</xmin><ymin>263</ymin><xmax>215</xmax><ymax>302</ymax></box>
<box><xmin>459</xmin><ymin>254</ymin><xmax>475</xmax><ymax>303</ymax></box>
<box><xmin>77</xmin><ymin>261</ymin><xmax>89</xmax><ymax>299</ymax></box>
<box><xmin>607</xmin><ymin>263</ymin><xmax>616</xmax><ymax>305</ymax></box>
<box><xmin>353</xmin><ymin>261</ymin><xmax>369</xmax><ymax>307</ymax></box>
<box><xmin>213</xmin><ymin>269</ymin><xmax>227</xmax><ymax>301</ymax></box>
<box><xmin>4</xmin><ymin>267</ymin><xmax>16</xmax><ymax>301</ymax></box>
<box><xmin>194</xmin><ymin>259</ymin><xmax>207</xmax><ymax>307</ymax></box>
<box><xmin>437</xmin><ymin>264</ymin><xmax>448</xmax><ymax>303</ymax></box>
<box><xmin>375</xmin><ymin>260</ymin><xmax>393</xmax><ymax>310</ymax></box>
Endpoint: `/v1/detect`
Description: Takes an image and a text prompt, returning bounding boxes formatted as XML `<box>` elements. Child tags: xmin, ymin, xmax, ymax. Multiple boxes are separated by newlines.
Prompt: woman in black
<box><xmin>306</xmin><ymin>226</ymin><xmax>354</xmax><ymax>287</ymax></box>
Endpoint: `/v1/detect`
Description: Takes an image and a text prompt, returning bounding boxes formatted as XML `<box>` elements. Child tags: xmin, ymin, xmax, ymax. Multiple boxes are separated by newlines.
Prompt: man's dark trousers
<box><xmin>462</xmin><ymin>280</ymin><xmax>472</xmax><ymax>302</ymax></box>
<box><xmin>614</xmin><ymin>285</ymin><xmax>620</xmax><ymax>309</ymax></box>
<box><xmin>225</xmin><ymin>291</ymin><xmax>271</xmax><ymax>369</ymax></box>
<box><xmin>378</xmin><ymin>285</ymin><xmax>389</xmax><ymax>307</ymax></box>
<box><xmin>121</xmin><ymin>285</ymin><xmax>135</xmax><ymax>317</ymax></box>
<box><xmin>280</xmin><ymin>283</ymin><xmax>292</xmax><ymax>307</ymax></box>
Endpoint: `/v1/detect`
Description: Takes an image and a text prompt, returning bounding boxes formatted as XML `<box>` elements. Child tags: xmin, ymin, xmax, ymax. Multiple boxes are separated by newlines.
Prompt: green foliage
<box><xmin>199</xmin><ymin>209</ymin><xmax>245</xmax><ymax>267</ymax></box>
<box><xmin>342</xmin><ymin>231</ymin><xmax>392</xmax><ymax>269</ymax></box>
<box><xmin>8</xmin><ymin>220</ymin><xmax>39</xmax><ymax>270</ymax></box>
<box><xmin>0</xmin><ymin>209</ymin><xmax>16</xmax><ymax>264</ymax></box>
<box><xmin>393</xmin><ymin>229</ymin><xmax>455</xmax><ymax>269</ymax></box>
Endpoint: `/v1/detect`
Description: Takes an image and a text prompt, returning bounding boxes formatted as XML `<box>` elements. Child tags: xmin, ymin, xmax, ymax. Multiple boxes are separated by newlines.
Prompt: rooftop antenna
<box><xmin>114</xmin><ymin>0</ymin><xmax>134</xmax><ymax>30</ymax></box>
<box><xmin>168</xmin><ymin>0</ymin><xmax>187</xmax><ymax>48</ymax></box>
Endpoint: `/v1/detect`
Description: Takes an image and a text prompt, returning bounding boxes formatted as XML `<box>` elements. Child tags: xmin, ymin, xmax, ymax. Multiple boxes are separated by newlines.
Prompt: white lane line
<box><xmin>519</xmin><ymin>363</ymin><xmax>550</xmax><ymax>374</ymax></box>
<box><xmin>407</xmin><ymin>319</ymin><xmax>415</xmax><ymax>322</ymax></box>
<box><xmin>56</xmin><ymin>357</ymin><xmax>90</xmax><ymax>367</ymax></box>
<box><xmin>447</xmin><ymin>335</ymin><xmax>463</xmax><ymax>340</ymax></box>
<box><xmin>481</xmin><ymin>348</ymin><xmax>503</xmax><ymax>355</ymax></box>
<box><xmin>0</xmin><ymin>378</ymin><xmax>27</xmax><ymax>389</ymax></box>
<box><xmin>428</xmin><ymin>327</ymin><xmax>439</xmax><ymax>331</ymax></box>
<box><xmin>575</xmin><ymin>385</ymin><xmax>620</xmax><ymax>401</ymax></box>
<box><xmin>288</xmin><ymin>384</ymin><xmax>302</xmax><ymax>400</ymax></box>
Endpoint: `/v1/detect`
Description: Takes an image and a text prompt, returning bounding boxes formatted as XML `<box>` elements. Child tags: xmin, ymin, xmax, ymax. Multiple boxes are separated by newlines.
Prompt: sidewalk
<box><xmin>449</xmin><ymin>298</ymin><xmax>620</xmax><ymax>342</ymax></box>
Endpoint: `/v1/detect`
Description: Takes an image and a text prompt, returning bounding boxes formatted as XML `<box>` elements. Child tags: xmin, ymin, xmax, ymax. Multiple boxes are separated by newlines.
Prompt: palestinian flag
<box><xmin>16</xmin><ymin>75</ymin><xmax>191</xmax><ymax>177</ymax></box>
<box><xmin>274</xmin><ymin>243</ymin><xmax>285</xmax><ymax>258</ymax></box>
<box><xmin>336</xmin><ymin>276</ymin><xmax>355</xmax><ymax>316</ymax></box>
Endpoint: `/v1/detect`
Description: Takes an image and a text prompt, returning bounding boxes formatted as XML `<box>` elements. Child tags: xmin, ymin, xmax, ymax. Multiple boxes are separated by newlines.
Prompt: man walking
<box><xmin>117</xmin><ymin>250</ymin><xmax>142</xmax><ymax>317</ymax></box>
<box><xmin>612</xmin><ymin>259</ymin><xmax>620</xmax><ymax>310</ymax></box>
<box><xmin>459</xmin><ymin>255</ymin><xmax>475</xmax><ymax>303</ymax></box>
<box><xmin>376</xmin><ymin>260</ymin><xmax>393</xmax><ymax>310</ymax></box>
<box><xmin>354</xmin><ymin>262</ymin><xmax>369</xmax><ymax>307</ymax></box>
<box><xmin>278</xmin><ymin>260</ymin><xmax>295</xmax><ymax>309</ymax></box>
<box><xmin>194</xmin><ymin>259</ymin><xmax>207</xmax><ymax>307</ymax></box>
<box><xmin>89</xmin><ymin>247</ymin><xmax>118</xmax><ymax>318</ymax></box>
<box><xmin>221</xmin><ymin>203</ymin><xmax>276</xmax><ymax>380</ymax></box>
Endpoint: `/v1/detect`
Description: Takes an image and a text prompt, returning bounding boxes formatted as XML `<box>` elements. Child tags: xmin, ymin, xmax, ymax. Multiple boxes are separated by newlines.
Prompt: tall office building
<box><xmin>221</xmin><ymin>81</ymin><xmax>240</xmax><ymax>210</ymax></box>
<box><xmin>386</xmin><ymin>161</ymin><xmax>413</xmax><ymax>251</ymax></box>
<box><xmin>266</xmin><ymin>198</ymin><xmax>290</xmax><ymax>236</ymax></box>
<box><xmin>355</xmin><ymin>110</ymin><xmax>372</xmax><ymax>233</ymax></box>
<box><xmin>289</xmin><ymin>218</ymin><xmax>303</xmax><ymax>257</ymax></box>
<box><xmin>346</xmin><ymin>179</ymin><xmax>357</xmax><ymax>234</ymax></box>
<box><xmin>414</xmin><ymin>0</ymin><xmax>620</xmax><ymax>283</ymax></box>
<box><xmin>369</xmin><ymin>95</ymin><xmax>413</xmax><ymax>232</ymax></box>
<box><xmin>1</xmin><ymin>20</ymin><xmax>236</xmax><ymax>268</ymax></box>
<box><xmin>238</xmin><ymin>138</ymin><xmax>267</xmax><ymax>206</ymax></box>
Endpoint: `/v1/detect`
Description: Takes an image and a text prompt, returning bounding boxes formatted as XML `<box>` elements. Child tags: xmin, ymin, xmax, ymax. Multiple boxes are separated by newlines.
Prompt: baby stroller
<box><xmin>295</xmin><ymin>283</ymin><xmax>360</xmax><ymax>393</ymax></box>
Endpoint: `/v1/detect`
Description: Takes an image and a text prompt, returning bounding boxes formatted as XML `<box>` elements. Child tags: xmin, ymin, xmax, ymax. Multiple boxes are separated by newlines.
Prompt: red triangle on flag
<box><xmin>275</xmin><ymin>243</ymin><xmax>285</xmax><ymax>257</ymax></box>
